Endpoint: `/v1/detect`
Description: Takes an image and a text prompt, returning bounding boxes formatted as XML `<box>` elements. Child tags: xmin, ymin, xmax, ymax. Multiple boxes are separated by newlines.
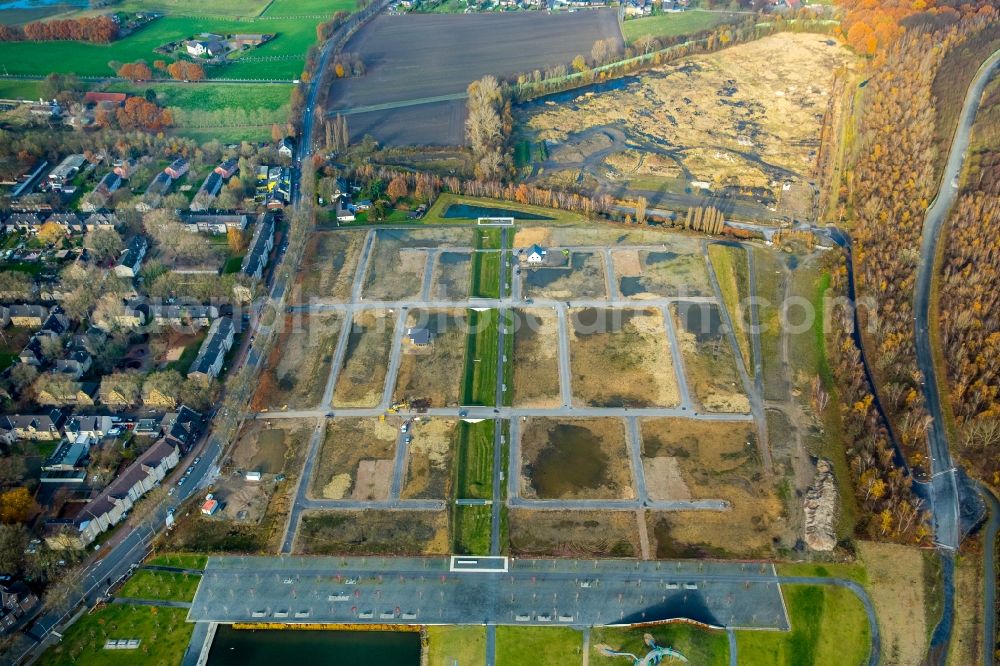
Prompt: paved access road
<box><xmin>914</xmin><ymin>48</ymin><xmax>1000</xmax><ymax>657</ymax></box>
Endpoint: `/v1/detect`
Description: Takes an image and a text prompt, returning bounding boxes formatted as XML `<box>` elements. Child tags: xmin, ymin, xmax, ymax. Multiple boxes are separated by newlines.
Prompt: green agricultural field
<box><xmin>0</xmin><ymin>9</ymin><xmax>319</xmax><ymax>79</ymax></box>
<box><xmin>0</xmin><ymin>79</ymin><xmax>43</xmax><ymax>99</ymax></box>
<box><xmin>262</xmin><ymin>0</ymin><xmax>358</xmax><ymax>16</ymax></box>
<box><xmin>117</xmin><ymin>570</ymin><xmax>201</xmax><ymax>602</ymax></box>
<box><xmin>621</xmin><ymin>10</ymin><xmax>742</xmax><ymax>44</ymax></box>
<box><xmin>38</xmin><ymin>604</ymin><xmax>193</xmax><ymax>666</ymax></box>
<box><xmin>107</xmin><ymin>81</ymin><xmax>291</xmax><ymax>111</ymax></box>
<box><xmin>737</xmin><ymin>585</ymin><xmax>871</xmax><ymax>666</ymax></box>
<box><xmin>114</xmin><ymin>0</ymin><xmax>271</xmax><ymax>17</ymax></box>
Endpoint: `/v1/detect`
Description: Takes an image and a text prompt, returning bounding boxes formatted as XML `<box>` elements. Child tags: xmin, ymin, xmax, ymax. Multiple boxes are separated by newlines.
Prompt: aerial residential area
<box><xmin>0</xmin><ymin>0</ymin><xmax>996</xmax><ymax>664</ymax></box>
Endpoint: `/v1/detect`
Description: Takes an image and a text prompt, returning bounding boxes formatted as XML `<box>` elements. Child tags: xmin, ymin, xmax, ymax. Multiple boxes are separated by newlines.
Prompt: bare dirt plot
<box><xmin>511</xmin><ymin>308</ymin><xmax>561</xmax><ymax>407</ymax></box>
<box><xmin>327</xmin><ymin>11</ymin><xmax>622</xmax><ymax>145</ymax></box>
<box><xmin>522</xmin><ymin>251</ymin><xmax>606</xmax><ymax>300</ymax></box>
<box><xmin>432</xmin><ymin>251</ymin><xmax>472</xmax><ymax>300</ymax></box>
<box><xmin>509</xmin><ymin>509</ymin><xmax>639</xmax><ymax>558</ymax></box>
<box><xmin>612</xmin><ymin>240</ymin><xmax>713</xmax><ymax>298</ymax></box>
<box><xmin>545</xmin><ymin>226</ymin><xmax>673</xmax><ymax>247</ymax></box>
<box><xmin>672</xmin><ymin>302</ymin><xmax>749</xmax><ymax>413</ymax></box>
<box><xmin>512</xmin><ymin>227</ymin><xmax>553</xmax><ymax>249</ymax></box>
<box><xmin>856</xmin><ymin>541</ymin><xmax>929</xmax><ymax>666</ymax></box>
<box><xmin>295</xmin><ymin>231</ymin><xmax>362</xmax><ymax>304</ymax></box>
<box><xmin>332</xmin><ymin>309</ymin><xmax>396</xmax><ymax>408</ymax></box>
<box><xmin>253</xmin><ymin>314</ymin><xmax>341</xmax><ymax>410</ymax></box>
<box><xmin>521</xmin><ymin>33</ymin><xmax>855</xmax><ymax>197</ymax></box>
<box><xmin>310</xmin><ymin>418</ymin><xmax>398</xmax><ymax>501</ymax></box>
<box><xmin>393</xmin><ymin>309</ymin><xmax>469</xmax><ymax>407</ymax></box>
<box><xmin>520</xmin><ymin>418</ymin><xmax>633</xmax><ymax>500</ymax></box>
<box><xmin>364</xmin><ymin>230</ymin><xmax>469</xmax><ymax>300</ymax></box>
<box><xmin>569</xmin><ymin>308</ymin><xmax>679</xmax><ymax>407</ymax></box>
<box><xmin>641</xmin><ymin>418</ymin><xmax>786</xmax><ymax>557</ymax></box>
<box><xmin>296</xmin><ymin>510</ymin><xmax>450</xmax><ymax>555</ymax></box>
<box><xmin>401</xmin><ymin>419</ymin><xmax>458</xmax><ymax>500</ymax></box>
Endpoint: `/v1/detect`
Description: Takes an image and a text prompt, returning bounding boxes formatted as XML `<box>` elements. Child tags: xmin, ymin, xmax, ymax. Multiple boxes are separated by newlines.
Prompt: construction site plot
<box><xmin>520</xmin><ymin>418</ymin><xmax>633</xmax><ymax>500</ymax></box>
<box><xmin>363</xmin><ymin>231</ymin><xmax>428</xmax><ymax>301</ymax></box>
<box><xmin>511</xmin><ymin>308</ymin><xmax>562</xmax><ymax>407</ymax></box>
<box><xmin>640</xmin><ymin>418</ymin><xmax>785</xmax><ymax>558</ymax></box>
<box><xmin>332</xmin><ymin>309</ymin><xmax>396</xmax><ymax>408</ymax></box>
<box><xmin>512</xmin><ymin>225</ymin><xmax>671</xmax><ymax>249</ymax></box>
<box><xmin>295</xmin><ymin>231</ymin><xmax>363</xmax><ymax>304</ymax></box>
<box><xmin>612</xmin><ymin>242</ymin><xmax>712</xmax><ymax>298</ymax></box>
<box><xmin>393</xmin><ymin>309</ymin><xmax>469</xmax><ymax>408</ymax></box>
<box><xmin>521</xmin><ymin>250</ymin><xmax>607</xmax><ymax>300</ymax></box>
<box><xmin>296</xmin><ymin>510</ymin><xmax>450</xmax><ymax>556</ymax></box>
<box><xmin>310</xmin><ymin>418</ymin><xmax>398</xmax><ymax>501</ymax></box>
<box><xmin>671</xmin><ymin>302</ymin><xmax>749</xmax><ymax>413</ymax></box>
<box><xmin>431</xmin><ymin>251</ymin><xmax>473</xmax><ymax>300</ymax></box>
<box><xmin>569</xmin><ymin>307</ymin><xmax>679</xmax><ymax>407</ymax></box>
<box><xmin>254</xmin><ymin>313</ymin><xmax>341</xmax><ymax>411</ymax></box>
<box><xmin>509</xmin><ymin>509</ymin><xmax>640</xmax><ymax>558</ymax></box>
<box><xmin>400</xmin><ymin>418</ymin><xmax>458</xmax><ymax>500</ymax></box>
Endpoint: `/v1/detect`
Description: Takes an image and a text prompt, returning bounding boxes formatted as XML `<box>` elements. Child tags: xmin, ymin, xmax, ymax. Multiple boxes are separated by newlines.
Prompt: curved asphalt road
<box><xmin>914</xmin><ymin>47</ymin><xmax>1000</xmax><ymax>654</ymax></box>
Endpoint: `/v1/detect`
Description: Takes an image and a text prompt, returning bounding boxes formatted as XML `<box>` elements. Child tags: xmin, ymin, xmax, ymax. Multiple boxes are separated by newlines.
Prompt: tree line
<box><xmin>0</xmin><ymin>16</ymin><xmax>118</xmax><ymax>43</ymax></box>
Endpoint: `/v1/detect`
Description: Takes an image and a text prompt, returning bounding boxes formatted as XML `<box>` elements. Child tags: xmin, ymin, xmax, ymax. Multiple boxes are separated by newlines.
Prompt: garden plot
<box><xmin>612</xmin><ymin>241</ymin><xmax>712</xmax><ymax>298</ymax></box>
<box><xmin>672</xmin><ymin>302</ymin><xmax>749</xmax><ymax>413</ymax></box>
<box><xmin>641</xmin><ymin>418</ymin><xmax>785</xmax><ymax>557</ymax></box>
<box><xmin>569</xmin><ymin>308</ymin><xmax>679</xmax><ymax>407</ymax></box>
<box><xmin>509</xmin><ymin>509</ymin><xmax>640</xmax><ymax>558</ymax></box>
<box><xmin>310</xmin><ymin>418</ymin><xmax>397</xmax><ymax>501</ymax></box>
<box><xmin>511</xmin><ymin>308</ymin><xmax>561</xmax><ymax>407</ymax></box>
<box><xmin>393</xmin><ymin>309</ymin><xmax>468</xmax><ymax>407</ymax></box>
<box><xmin>295</xmin><ymin>231</ymin><xmax>363</xmax><ymax>304</ymax></box>
<box><xmin>431</xmin><ymin>251</ymin><xmax>472</xmax><ymax>300</ymax></box>
<box><xmin>522</xmin><ymin>251</ymin><xmax>607</xmax><ymax>300</ymax></box>
<box><xmin>520</xmin><ymin>418</ymin><xmax>633</xmax><ymax>500</ymax></box>
<box><xmin>332</xmin><ymin>309</ymin><xmax>395</xmax><ymax>408</ymax></box>
<box><xmin>254</xmin><ymin>314</ymin><xmax>341</xmax><ymax>410</ymax></box>
<box><xmin>401</xmin><ymin>419</ymin><xmax>458</xmax><ymax>500</ymax></box>
<box><xmin>296</xmin><ymin>510</ymin><xmax>450</xmax><ymax>555</ymax></box>
<box><xmin>519</xmin><ymin>32</ymin><xmax>855</xmax><ymax>202</ymax></box>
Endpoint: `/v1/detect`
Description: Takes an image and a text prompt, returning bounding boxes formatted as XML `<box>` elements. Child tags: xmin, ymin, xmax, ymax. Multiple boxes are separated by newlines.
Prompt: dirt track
<box><xmin>328</xmin><ymin>11</ymin><xmax>622</xmax><ymax>145</ymax></box>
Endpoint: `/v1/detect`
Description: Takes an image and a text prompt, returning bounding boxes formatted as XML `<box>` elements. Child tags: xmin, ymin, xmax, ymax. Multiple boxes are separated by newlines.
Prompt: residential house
<box><xmin>149</xmin><ymin>304</ymin><xmax>218</xmax><ymax>328</ymax></box>
<box><xmin>134</xmin><ymin>416</ymin><xmax>164</xmax><ymax>437</ymax></box>
<box><xmin>10</xmin><ymin>161</ymin><xmax>47</xmax><ymax>200</ymax></box>
<box><xmin>83</xmin><ymin>91</ymin><xmax>127</xmax><ymax>107</ymax></box>
<box><xmin>41</xmin><ymin>311</ymin><xmax>69</xmax><ymax>336</ymax></box>
<box><xmin>3</xmin><ymin>213</ymin><xmax>44</xmax><ymax>233</ymax></box>
<box><xmin>65</xmin><ymin>415</ymin><xmax>113</xmax><ymax>440</ymax></box>
<box><xmin>187</xmin><ymin>316</ymin><xmax>235</xmax><ymax>379</ymax></box>
<box><xmin>241</xmin><ymin>212</ymin><xmax>275</xmax><ymax>280</ymax></box>
<box><xmin>214</xmin><ymin>158</ymin><xmax>238</xmax><ymax>179</ymax></box>
<box><xmin>0</xmin><ymin>583</ymin><xmax>39</xmax><ymax>634</ymax></box>
<box><xmin>46</xmin><ymin>438</ymin><xmax>180</xmax><ymax>549</ymax></box>
<box><xmin>47</xmin><ymin>154</ymin><xmax>86</xmax><ymax>190</ymax></box>
<box><xmin>54</xmin><ymin>350</ymin><xmax>93</xmax><ymax>379</ymax></box>
<box><xmin>265</xmin><ymin>167</ymin><xmax>291</xmax><ymax>208</ymax></box>
<box><xmin>335</xmin><ymin>201</ymin><xmax>355</xmax><ymax>223</ymax></box>
<box><xmin>41</xmin><ymin>438</ymin><xmax>90</xmax><ymax>472</ymax></box>
<box><xmin>86</xmin><ymin>212</ymin><xmax>119</xmax><ymax>228</ymax></box>
<box><xmin>165</xmin><ymin>158</ymin><xmax>189</xmax><ymax>180</ymax></box>
<box><xmin>18</xmin><ymin>336</ymin><xmax>47</xmax><ymax>366</ymax></box>
<box><xmin>139</xmin><ymin>171</ymin><xmax>172</xmax><ymax>210</ymax></box>
<box><xmin>163</xmin><ymin>405</ymin><xmax>202</xmax><ymax>452</ymax></box>
<box><xmin>94</xmin><ymin>171</ymin><xmax>122</xmax><ymax>196</ymax></box>
<box><xmin>47</xmin><ymin>212</ymin><xmax>85</xmax><ymax>234</ymax></box>
<box><xmin>231</xmin><ymin>33</ymin><xmax>270</xmax><ymax>48</ymax></box>
<box><xmin>113</xmin><ymin>158</ymin><xmax>138</xmax><ymax>179</ymax></box>
<box><xmin>406</xmin><ymin>327</ymin><xmax>432</xmax><ymax>347</ymax></box>
<box><xmin>190</xmin><ymin>171</ymin><xmax>223</xmax><ymax>210</ymax></box>
<box><xmin>9</xmin><ymin>305</ymin><xmax>49</xmax><ymax>327</ymax></box>
<box><xmin>95</xmin><ymin>300</ymin><xmax>146</xmax><ymax>331</ymax></box>
<box><xmin>114</xmin><ymin>235</ymin><xmax>148</xmax><ymax>278</ymax></box>
<box><xmin>35</xmin><ymin>381</ymin><xmax>97</xmax><ymax>407</ymax></box>
<box><xmin>201</xmin><ymin>498</ymin><xmax>220</xmax><ymax>515</ymax></box>
<box><xmin>0</xmin><ymin>410</ymin><xmax>65</xmax><ymax>441</ymax></box>
<box><xmin>185</xmin><ymin>39</ymin><xmax>226</xmax><ymax>57</ymax></box>
<box><xmin>277</xmin><ymin>137</ymin><xmax>294</xmax><ymax>159</ymax></box>
<box><xmin>526</xmin><ymin>244</ymin><xmax>547</xmax><ymax>265</ymax></box>
<box><xmin>182</xmin><ymin>213</ymin><xmax>248</xmax><ymax>234</ymax></box>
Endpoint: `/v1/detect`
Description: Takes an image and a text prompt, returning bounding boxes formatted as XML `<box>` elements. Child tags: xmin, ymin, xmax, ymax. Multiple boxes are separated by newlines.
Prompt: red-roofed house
<box><xmin>83</xmin><ymin>92</ymin><xmax>127</xmax><ymax>107</ymax></box>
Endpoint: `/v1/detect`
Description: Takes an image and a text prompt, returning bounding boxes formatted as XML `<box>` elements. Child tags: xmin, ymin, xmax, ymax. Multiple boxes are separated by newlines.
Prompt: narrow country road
<box><xmin>914</xmin><ymin>47</ymin><xmax>1000</xmax><ymax>657</ymax></box>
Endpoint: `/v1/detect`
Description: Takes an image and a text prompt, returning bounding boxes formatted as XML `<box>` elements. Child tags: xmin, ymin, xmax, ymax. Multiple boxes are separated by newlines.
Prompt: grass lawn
<box><xmin>622</xmin><ymin>10</ymin><xmax>743</xmax><ymax>44</ymax></box>
<box><xmin>736</xmin><ymin>584</ymin><xmax>871</xmax><ymax>666</ymax></box>
<box><xmin>0</xmin><ymin>79</ymin><xmax>44</xmax><ymax>100</ymax></box>
<box><xmin>776</xmin><ymin>562</ymin><xmax>868</xmax><ymax>586</ymax></box>
<box><xmin>146</xmin><ymin>553</ymin><xmax>208</xmax><ymax>569</ymax></box>
<box><xmin>167</xmin><ymin>125</ymin><xmax>273</xmax><ymax>143</ymax></box>
<box><xmin>590</xmin><ymin>624</ymin><xmax>729</xmax><ymax>665</ymax></box>
<box><xmin>427</xmin><ymin>625</ymin><xmax>486</xmax><ymax>666</ymax></box>
<box><xmin>453</xmin><ymin>503</ymin><xmax>492</xmax><ymax>555</ymax></box>
<box><xmin>496</xmin><ymin>626</ymin><xmax>584</xmax><ymax>666</ymax></box>
<box><xmin>263</xmin><ymin>0</ymin><xmax>358</xmax><ymax>15</ymax></box>
<box><xmin>708</xmin><ymin>243</ymin><xmax>753</xmax><ymax>372</ymax></box>
<box><xmin>114</xmin><ymin>0</ymin><xmax>271</xmax><ymax>16</ymax></box>
<box><xmin>222</xmin><ymin>255</ymin><xmax>244</xmax><ymax>273</ymax></box>
<box><xmin>454</xmin><ymin>420</ymin><xmax>494</xmax><ymax>500</ymax></box>
<box><xmin>471</xmin><ymin>226</ymin><xmax>502</xmax><ymax>299</ymax></box>
<box><xmin>165</xmin><ymin>332</ymin><xmax>205</xmax><ymax>374</ymax></box>
<box><xmin>106</xmin><ymin>81</ymin><xmax>292</xmax><ymax>112</ymax></box>
<box><xmin>423</xmin><ymin>193</ymin><xmax>587</xmax><ymax>226</ymax></box>
<box><xmin>38</xmin><ymin>604</ymin><xmax>193</xmax><ymax>666</ymax></box>
<box><xmin>0</xmin><ymin>10</ymin><xmax>319</xmax><ymax>79</ymax></box>
<box><xmin>462</xmin><ymin>309</ymin><xmax>499</xmax><ymax>405</ymax></box>
<box><xmin>117</xmin><ymin>570</ymin><xmax>201</xmax><ymax>602</ymax></box>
